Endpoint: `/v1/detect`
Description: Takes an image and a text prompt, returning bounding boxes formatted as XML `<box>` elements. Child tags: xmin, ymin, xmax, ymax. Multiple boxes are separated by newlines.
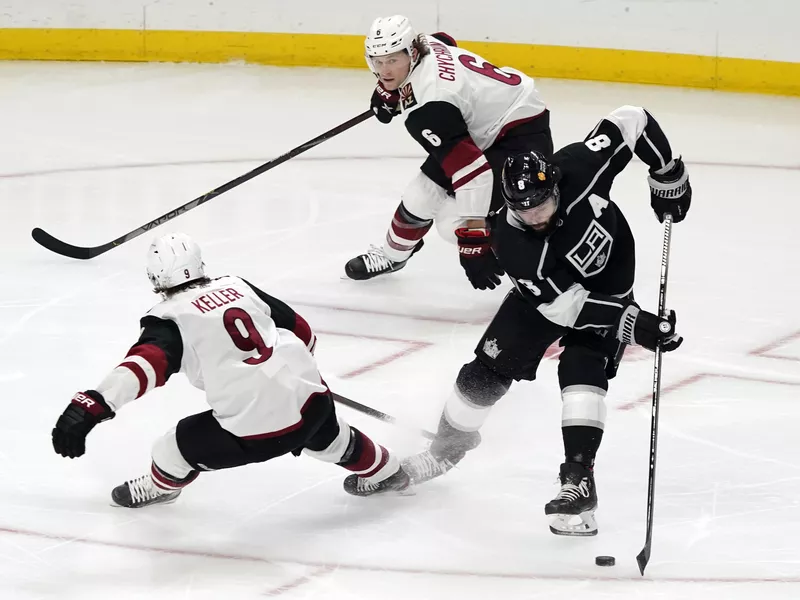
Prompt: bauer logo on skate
<box><xmin>191</xmin><ymin>288</ymin><xmax>245</xmax><ymax>313</ymax></box>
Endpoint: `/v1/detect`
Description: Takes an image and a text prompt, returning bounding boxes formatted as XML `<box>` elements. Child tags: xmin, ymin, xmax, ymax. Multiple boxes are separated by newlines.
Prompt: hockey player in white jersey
<box><xmin>344</xmin><ymin>15</ymin><xmax>554</xmax><ymax>290</ymax></box>
<box><xmin>52</xmin><ymin>232</ymin><xmax>410</xmax><ymax>507</ymax></box>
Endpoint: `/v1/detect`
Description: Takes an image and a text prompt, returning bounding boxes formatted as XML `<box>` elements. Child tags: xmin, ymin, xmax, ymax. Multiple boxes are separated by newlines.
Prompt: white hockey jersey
<box><xmin>94</xmin><ymin>275</ymin><xmax>325</xmax><ymax>438</ymax></box>
<box><xmin>399</xmin><ymin>34</ymin><xmax>547</xmax><ymax>219</ymax></box>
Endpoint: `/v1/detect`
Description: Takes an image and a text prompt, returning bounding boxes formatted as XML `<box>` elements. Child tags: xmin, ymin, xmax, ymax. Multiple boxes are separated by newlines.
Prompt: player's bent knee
<box><xmin>303</xmin><ymin>416</ymin><xmax>351</xmax><ymax>463</ymax></box>
<box><xmin>401</xmin><ymin>171</ymin><xmax>448</xmax><ymax>220</ymax></box>
<box><xmin>440</xmin><ymin>360</ymin><xmax>512</xmax><ymax>433</ymax></box>
<box><xmin>457</xmin><ymin>359</ymin><xmax>513</xmax><ymax>407</ymax></box>
<box><xmin>151</xmin><ymin>427</ymin><xmax>195</xmax><ymax>479</ymax></box>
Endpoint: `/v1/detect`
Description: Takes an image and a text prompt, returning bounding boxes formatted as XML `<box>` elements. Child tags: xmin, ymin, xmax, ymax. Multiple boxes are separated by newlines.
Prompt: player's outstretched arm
<box><xmin>586</xmin><ymin>105</ymin><xmax>692</xmax><ymax>223</ymax></box>
<box><xmin>52</xmin><ymin>317</ymin><xmax>182</xmax><ymax>459</ymax></box>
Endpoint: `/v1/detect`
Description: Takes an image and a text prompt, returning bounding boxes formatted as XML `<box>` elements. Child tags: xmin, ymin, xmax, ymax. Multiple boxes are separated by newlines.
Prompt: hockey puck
<box><xmin>595</xmin><ymin>556</ymin><xmax>615</xmax><ymax>567</ymax></box>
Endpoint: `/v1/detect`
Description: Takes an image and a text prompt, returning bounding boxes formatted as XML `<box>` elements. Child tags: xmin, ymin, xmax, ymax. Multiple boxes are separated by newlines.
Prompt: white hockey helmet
<box><xmin>146</xmin><ymin>232</ymin><xmax>205</xmax><ymax>291</ymax></box>
<box><xmin>365</xmin><ymin>15</ymin><xmax>419</xmax><ymax>74</ymax></box>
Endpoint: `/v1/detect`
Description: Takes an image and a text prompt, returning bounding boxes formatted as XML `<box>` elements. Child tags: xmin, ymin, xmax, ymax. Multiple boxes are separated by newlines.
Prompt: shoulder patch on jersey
<box><xmin>400</xmin><ymin>83</ymin><xmax>417</xmax><ymax>110</ymax></box>
<box><xmin>566</xmin><ymin>220</ymin><xmax>613</xmax><ymax>278</ymax></box>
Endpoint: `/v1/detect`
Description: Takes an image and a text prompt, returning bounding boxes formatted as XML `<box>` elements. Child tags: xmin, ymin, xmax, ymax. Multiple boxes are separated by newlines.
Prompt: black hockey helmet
<box><xmin>501</xmin><ymin>151</ymin><xmax>561</xmax><ymax>211</ymax></box>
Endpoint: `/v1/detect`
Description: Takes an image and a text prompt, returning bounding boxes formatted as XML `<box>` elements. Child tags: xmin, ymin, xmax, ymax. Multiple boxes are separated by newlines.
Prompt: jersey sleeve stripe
<box><xmin>126</xmin><ymin>344</ymin><xmax>169</xmax><ymax>388</ymax></box>
<box><xmin>642</xmin><ymin>131</ymin><xmax>666</xmax><ymax>169</ymax></box>
<box><xmin>452</xmin><ymin>160</ymin><xmax>491</xmax><ymax>190</ymax></box>
<box><xmin>536</xmin><ymin>239</ymin><xmax>550</xmax><ymax>279</ymax></box>
<box><xmin>119</xmin><ymin>360</ymin><xmax>149</xmax><ymax>398</ymax></box>
<box><xmin>546</xmin><ymin>277</ymin><xmax>563</xmax><ymax>295</ymax></box>
<box><xmin>292</xmin><ymin>313</ymin><xmax>316</xmax><ymax>351</ymax></box>
<box><xmin>441</xmin><ymin>138</ymin><xmax>484</xmax><ymax>179</ymax></box>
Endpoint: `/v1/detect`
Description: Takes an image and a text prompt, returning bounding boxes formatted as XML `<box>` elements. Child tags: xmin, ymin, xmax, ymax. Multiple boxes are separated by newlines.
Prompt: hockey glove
<box><xmin>52</xmin><ymin>390</ymin><xmax>115</xmax><ymax>458</ymax></box>
<box><xmin>455</xmin><ymin>227</ymin><xmax>505</xmax><ymax>290</ymax></box>
<box><xmin>370</xmin><ymin>83</ymin><xmax>401</xmax><ymax>124</ymax></box>
<box><xmin>615</xmin><ymin>303</ymin><xmax>683</xmax><ymax>352</ymax></box>
<box><xmin>648</xmin><ymin>157</ymin><xmax>692</xmax><ymax>223</ymax></box>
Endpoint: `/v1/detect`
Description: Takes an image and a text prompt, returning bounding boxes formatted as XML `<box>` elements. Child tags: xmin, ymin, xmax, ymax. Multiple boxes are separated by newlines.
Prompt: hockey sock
<box><xmin>150</xmin><ymin>462</ymin><xmax>199</xmax><ymax>493</ymax></box>
<box><xmin>337</xmin><ymin>427</ymin><xmax>397</xmax><ymax>482</ymax></box>
<box><xmin>384</xmin><ymin>203</ymin><xmax>432</xmax><ymax>262</ymax></box>
<box><xmin>562</xmin><ymin>426</ymin><xmax>604</xmax><ymax>469</ymax></box>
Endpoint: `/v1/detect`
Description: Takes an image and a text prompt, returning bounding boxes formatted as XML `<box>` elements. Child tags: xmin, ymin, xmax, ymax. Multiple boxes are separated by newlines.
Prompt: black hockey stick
<box><xmin>636</xmin><ymin>214</ymin><xmax>674</xmax><ymax>576</ymax></box>
<box><xmin>31</xmin><ymin>110</ymin><xmax>374</xmax><ymax>260</ymax></box>
<box><xmin>331</xmin><ymin>392</ymin><xmax>435</xmax><ymax>440</ymax></box>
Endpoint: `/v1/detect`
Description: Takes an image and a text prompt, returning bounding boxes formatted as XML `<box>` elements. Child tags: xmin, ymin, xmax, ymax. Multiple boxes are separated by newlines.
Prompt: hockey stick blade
<box><xmin>31</xmin><ymin>227</ymin><xmax>112</xmax><ymax>260</ymax></box>
<box><xmin>332</xmin><ymin>392</ymin><xmax>435</xmax><ymax>440</ymax></box>
<box><xmin>636</xmin><ymin>545</ymin><xmax>650</xmax><ymax>576</ymax></box>
<box><xmin>31</xmin><ymin>110</ymin><xmax>374</xmax><ymax>260</ymax></box>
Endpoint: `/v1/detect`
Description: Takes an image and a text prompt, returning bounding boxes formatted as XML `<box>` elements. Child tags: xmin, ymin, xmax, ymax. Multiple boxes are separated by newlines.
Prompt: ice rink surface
<box><xmin>0</xmin><ymin>60</ymin><xmax>799</xmax><ymax>599</ymax></box>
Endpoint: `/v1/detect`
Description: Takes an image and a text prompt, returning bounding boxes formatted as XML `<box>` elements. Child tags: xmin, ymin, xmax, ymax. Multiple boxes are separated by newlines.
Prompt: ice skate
<box><xmin>343</xmin><ymin>466</ymin><xmax>412</xmax><ymax>497</ymax></box>
<box><xmin>111</xmin><ymin>474</ymin><xmax>181</xmax><ymax>508</ymax></box>
<box><xmin>544</xmin><ymin>462</ymin><xmax>598</xmax><ymax>536</ymax></box>
<box><xmin>402</xmin><ymin>422</ymin><xmax>481</xmax><ymax>484</ymax></box>
<box><xmin>344</xmin><ymin>240</ymin><xmax>424</xmax><ymax>280</ymax></box>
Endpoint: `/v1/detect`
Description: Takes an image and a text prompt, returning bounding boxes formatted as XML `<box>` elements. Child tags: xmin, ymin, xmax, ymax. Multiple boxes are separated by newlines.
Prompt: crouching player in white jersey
<box><xmin>52</xmin><ymin>232</ymin><xmax>410</xmax><ymax>507</ymax></box>
<box><xmin>345</xmin><ymin>15</ymin><xmax>553</xmax><ymax>291</ymax></box>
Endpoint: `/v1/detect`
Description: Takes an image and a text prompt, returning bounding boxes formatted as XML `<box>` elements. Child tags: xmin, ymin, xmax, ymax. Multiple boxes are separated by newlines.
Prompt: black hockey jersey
<box><xmin>493</xmin><ymin>105</ymin><xmax>677</xmax><ymax>330</ymax></box>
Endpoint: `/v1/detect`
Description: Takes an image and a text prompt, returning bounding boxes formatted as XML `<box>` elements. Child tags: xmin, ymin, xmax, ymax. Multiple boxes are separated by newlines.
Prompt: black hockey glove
<box><xmin>614</xmin><ymin>303</ymin><xmax>683</xmax><ymax>352</ymax></box>
<box><xmin>455</xmin><ymin>227</ymin><xmax>505</xmax><ymax>290</ymax></box>
<box><xmin>52</xmin><ymin>390</ymin><xmax>115</xmax><ymax>458</ymax></box>
<box><xmin>648</xmin><ymin>157</ymin><xmax>692</xmax><ymax>223</ymax></box>
<box><xmin>370</xmin><ymin>83</ymin><xmax>401</xmax><ymax>124</ymax></box>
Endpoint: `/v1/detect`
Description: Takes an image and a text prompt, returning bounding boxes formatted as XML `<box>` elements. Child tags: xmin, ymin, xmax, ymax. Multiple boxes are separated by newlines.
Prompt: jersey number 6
<box><xmin>458</xmin><ymin>55</ymin><xmax>522</xmax><ymax>86</ymax></box>
<box><xmin>223</xmin><ymin>307</ymin><xmax>273</xmax><ymax>365</ymax></box>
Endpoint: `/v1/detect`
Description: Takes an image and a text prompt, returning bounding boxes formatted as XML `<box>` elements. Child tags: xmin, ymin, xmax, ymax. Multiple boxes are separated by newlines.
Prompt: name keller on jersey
<box><xmin>192</xmin><ymin>288</ymin><xmax>244</xmax><ymax>314</ymax></box>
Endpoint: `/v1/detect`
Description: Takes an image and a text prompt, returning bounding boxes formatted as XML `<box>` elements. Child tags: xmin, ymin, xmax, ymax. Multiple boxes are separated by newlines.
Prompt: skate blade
<box><xmin>395</xmin><ymin>484</ymin><xmax>416</xmax><ymax>497</ymax></box>
<box><xmin>109</xmin><ymin>494</ymin><xmax>181</xmax><ymax>509</ymax></box>
<box><xmin>548</xmin><ymin>511</ymin><xmax>598</xmax><ymax>536</ymax></box>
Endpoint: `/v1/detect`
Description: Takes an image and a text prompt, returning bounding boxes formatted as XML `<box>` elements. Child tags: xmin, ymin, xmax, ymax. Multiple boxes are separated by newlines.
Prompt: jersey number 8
<box><xmin>223</xmin><ymin>307</ymin><xmax>273</xmax><ymax>365</ymax></box>
<box><xmin>585</xmin><ymin>134</ymin><xmax>612</xmax><ymax>152</ymax></box>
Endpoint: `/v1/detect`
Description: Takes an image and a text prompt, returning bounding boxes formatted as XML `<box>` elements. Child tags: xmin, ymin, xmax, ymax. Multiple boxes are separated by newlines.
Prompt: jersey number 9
<box><xmin>223</xmin><ymin>307</ymin><xmax>273</xmax><ymax>365</ymax></box>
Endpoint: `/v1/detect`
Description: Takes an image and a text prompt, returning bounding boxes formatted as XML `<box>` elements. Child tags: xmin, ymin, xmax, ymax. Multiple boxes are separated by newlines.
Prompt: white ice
<box><xmin>0</xmin><ymin>60</ymin><xmax>799</xmax><ymax>599</ymax></box>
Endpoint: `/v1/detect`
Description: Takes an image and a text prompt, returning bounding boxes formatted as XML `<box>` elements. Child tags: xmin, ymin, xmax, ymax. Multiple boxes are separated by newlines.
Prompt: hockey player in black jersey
<box><xmin>344</xmin><ymin>15</ymin><xmax>552</xmax><ymax>290</ymax></box>
<box><xmin>402</xmin><ymin>105</ymin><xmax>691</xmax><ymax>536</ymax></box>
<box><xmin>51</xmin><ymin>232</ymin><xmax>410</xmax><ymax>507</ymax></box>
